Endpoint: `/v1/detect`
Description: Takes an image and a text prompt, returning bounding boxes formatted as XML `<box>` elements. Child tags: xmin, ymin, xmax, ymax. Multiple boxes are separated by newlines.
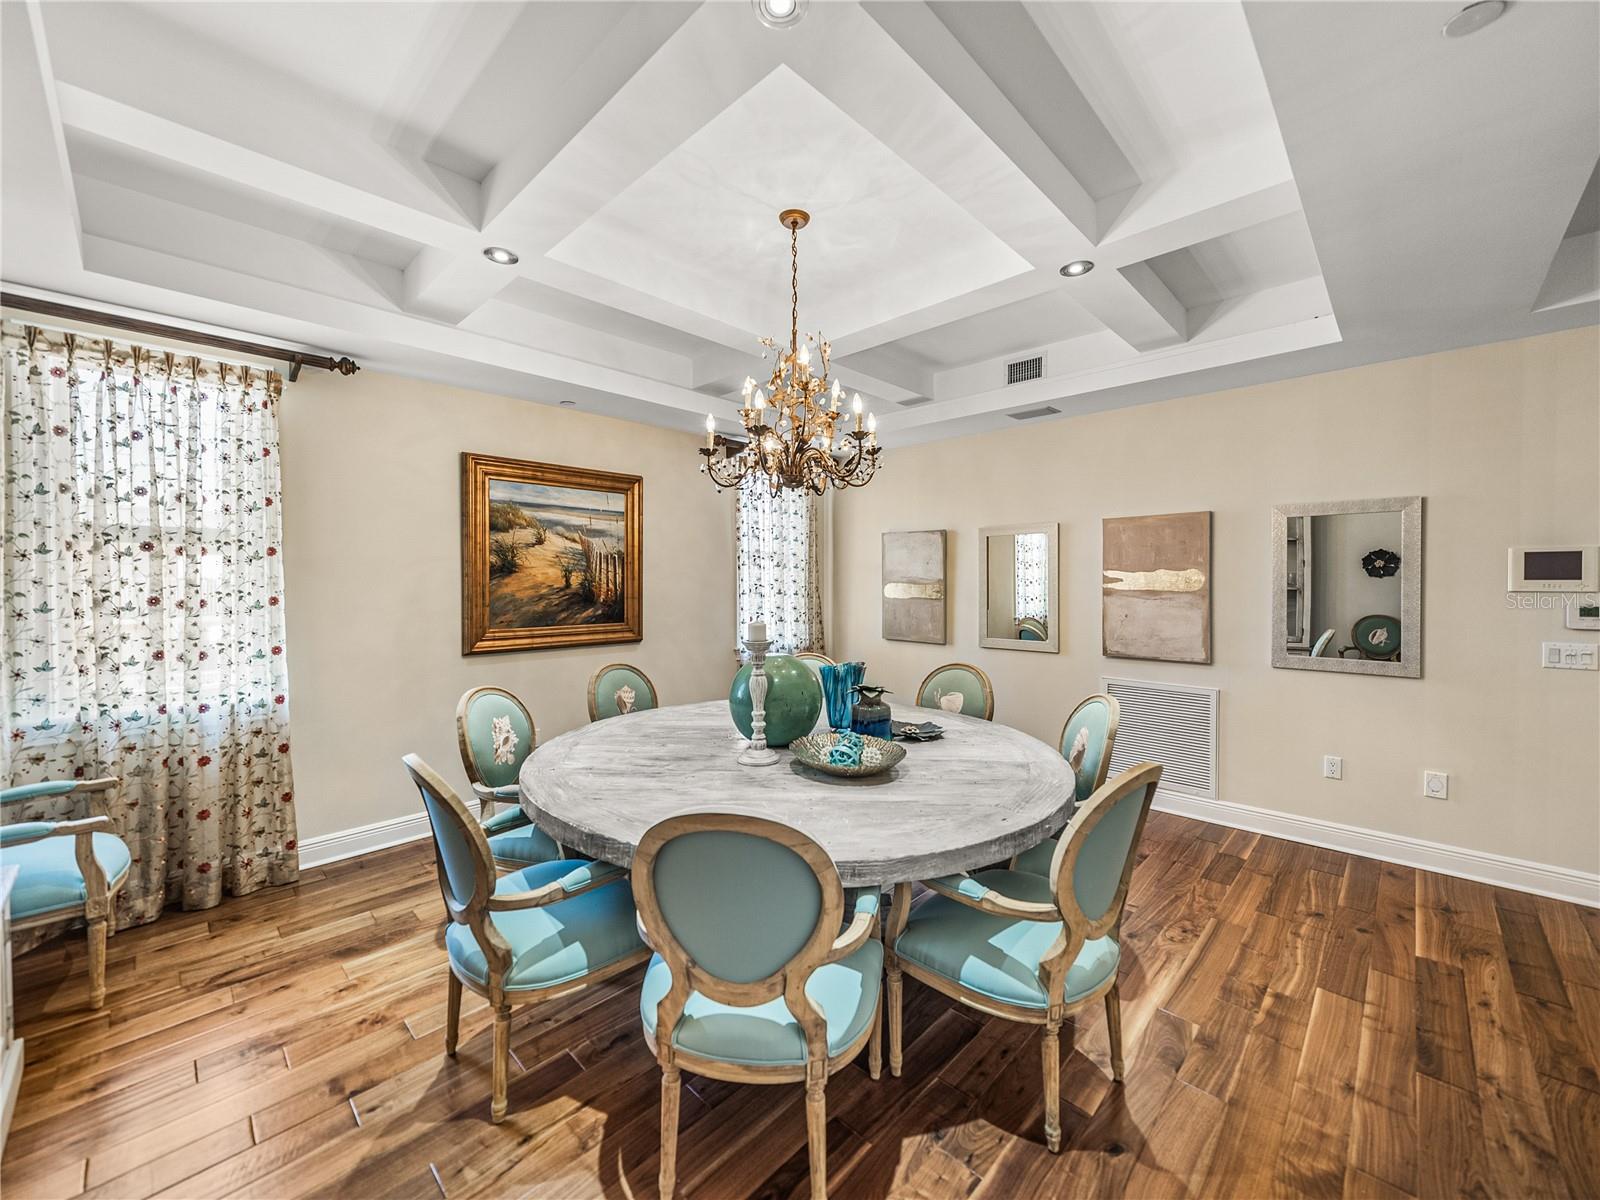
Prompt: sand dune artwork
<box><xmin>461</xmin><ymin>453</ymin><xmax>643</xmax><ymax>653</ymax></box>
<box><xmin>1102</xmin><ymin>511</ymin><xmax>1212</xmax><ymax>664</ymax></box>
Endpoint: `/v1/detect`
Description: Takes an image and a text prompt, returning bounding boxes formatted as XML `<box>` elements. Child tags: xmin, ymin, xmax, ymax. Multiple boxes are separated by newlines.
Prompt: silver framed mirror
<box><xmin>1272</xmin><ymin>496</ymin><xmax>1423</xmax><ymax>678</ymax></box>
<box><xmin>979</xmin><ymin>522</ymin><xmax>1059</xmax><ymax>653</ymax></box>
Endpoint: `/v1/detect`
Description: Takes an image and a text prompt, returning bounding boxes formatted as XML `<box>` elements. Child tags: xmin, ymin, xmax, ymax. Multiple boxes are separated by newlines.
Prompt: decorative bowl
<box><xmin>891</xmin><ymin>720</ymin><xmax>944</xmax><ymax>742</ymax></box>
<box><xmin>789</xmin><ymin>730</ymin><xmax>906</xmax><ymax>778</ymax></box>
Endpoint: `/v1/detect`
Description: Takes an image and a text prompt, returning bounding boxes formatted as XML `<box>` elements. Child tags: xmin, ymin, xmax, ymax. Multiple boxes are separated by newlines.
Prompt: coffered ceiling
<box><xmin>3</xmin><ymin>1</ymin><xmax>1595</xmax><ymax>445</ymax></box>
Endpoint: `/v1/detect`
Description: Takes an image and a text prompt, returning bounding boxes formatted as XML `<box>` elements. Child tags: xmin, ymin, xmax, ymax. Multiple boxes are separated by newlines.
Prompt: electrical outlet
<box><xmin>1424</xmin><ymin>770</ymin><xmax>1449</xmax><ymax>799</ymax></box>
<box><xmin>1323</xmin><ymin>755</ymin><xmax>1343</xmax><ymax>780</ymax></box>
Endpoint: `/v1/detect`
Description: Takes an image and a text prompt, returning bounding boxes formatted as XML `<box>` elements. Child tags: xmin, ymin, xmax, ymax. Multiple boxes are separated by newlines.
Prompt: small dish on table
<box><xmin>891</xmin><ymin>720</ymin><xmax>944</xmax><ymax>742</ymax></box>
<box><xmin>789</xmin><ymin>730</ymin><xmax>906</xmax><ymax>777</ymax></box>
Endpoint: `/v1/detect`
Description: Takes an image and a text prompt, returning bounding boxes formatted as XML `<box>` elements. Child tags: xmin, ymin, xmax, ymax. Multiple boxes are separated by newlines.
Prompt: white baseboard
<box><xmin>298</xmin><ymin>801</ymin><xmax>479</xmax><ymax>870</ymax></box>
<box><xmin>297</xmin><ymin>788</ymin><xmax>1599</xmax><ymax>909</ymax></box>
<box><xmin>1153</xmin><ymin>787</ymin><xmax>1600</xmax><ymax>909</ymax></box>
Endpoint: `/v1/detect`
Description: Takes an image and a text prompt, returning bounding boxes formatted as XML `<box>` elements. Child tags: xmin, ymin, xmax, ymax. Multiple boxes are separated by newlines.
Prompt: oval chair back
<box><xmin>401</xmin><ymin>754</ymin><xmax>511</xmax><ymax>983</ymax></box>
<box><xmin>588</xmin><ymin>663</ymin><xmax>660</xmax><ymax>722</ymax></box>
<box><xmin>1046</xmin><ymin>762</ymin><xmax>1163</xmax><ymax>952</ymax></box>
<box><xmin>632</xmin><ymin>814</ymin><xmax>843</xmax><ymax>1060</ymax></box>
<box><xmin>916</xmin><ymin>662</ymin><xmax>994</xmax><ymax>720</ymax></box>
<box><xmin>456</xmin><ymin>687</ymin><xmax>536</xmax><ymax>792</ymax></box>
<box><xmin>793</xmin><ymin>651</ymin><xmax>835</xmax><ymax>683</ymax></box>
<box><xmin>1311</xmin><ymin>628</ymin><xmax>1336</xmax><ymax>658</ymax></box>
<box><xmin>1059</xmin><ymin>694</ymin><xmax>1120</xmax><ymax>805</ymax></box>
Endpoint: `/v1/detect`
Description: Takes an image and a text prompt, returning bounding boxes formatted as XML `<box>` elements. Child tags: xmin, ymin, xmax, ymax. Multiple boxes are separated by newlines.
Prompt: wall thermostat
<box><xmin>1507</xmin><ymin>545</ymin><xmax>1598</xmax><ymax>592</ymax></box>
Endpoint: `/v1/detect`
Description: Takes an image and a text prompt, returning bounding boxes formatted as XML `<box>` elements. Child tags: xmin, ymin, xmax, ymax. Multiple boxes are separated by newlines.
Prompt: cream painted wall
<box><xmin>832</xmin><ymin>327</ymin><xmax>1600</xmax><ymax>875</ymax></box>
<box><xmin>278</xmin><ymin>370</ymin><xmax>734</xmax><ymax>841</ymax></box>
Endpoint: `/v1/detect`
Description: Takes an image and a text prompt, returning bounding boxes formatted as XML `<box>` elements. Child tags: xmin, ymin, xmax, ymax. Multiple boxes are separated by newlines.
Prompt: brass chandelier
<box><xmin>701</xmin><ymin>209</ymin><xmax>880</xmax><ymax>495</ymax></box>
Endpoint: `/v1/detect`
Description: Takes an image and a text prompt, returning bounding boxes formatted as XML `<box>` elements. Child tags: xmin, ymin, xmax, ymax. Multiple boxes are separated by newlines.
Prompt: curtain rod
<box><xmin>0</xmin><ymin>292</ymin><xmax>359</xmax><ymax>382</ymax></box>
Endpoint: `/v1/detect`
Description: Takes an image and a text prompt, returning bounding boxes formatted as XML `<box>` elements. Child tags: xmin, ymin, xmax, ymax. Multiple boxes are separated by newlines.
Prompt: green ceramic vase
<box><xmin>728</xmin><ymin>656</ymin><xmax>824</xmax><ymax>747</ymax></box>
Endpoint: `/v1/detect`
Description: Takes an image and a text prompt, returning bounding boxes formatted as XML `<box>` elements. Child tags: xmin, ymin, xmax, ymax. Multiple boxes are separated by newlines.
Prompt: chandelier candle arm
<box><xmin>696</xmin><ymin>208</ymin><xmax>882</xmax><ymax>495</ymax></box>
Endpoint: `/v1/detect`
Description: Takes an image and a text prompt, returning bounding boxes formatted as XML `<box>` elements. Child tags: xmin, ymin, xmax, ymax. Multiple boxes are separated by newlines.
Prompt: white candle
<box><xmin>748</xmin><ymin>621</ymin><xmax>767</xmax><ymax>642</ymax></box>
<box><xmin>704</xmin><ymin>412</ymin><xmax>715</xmax><ymax>449</ymax></box>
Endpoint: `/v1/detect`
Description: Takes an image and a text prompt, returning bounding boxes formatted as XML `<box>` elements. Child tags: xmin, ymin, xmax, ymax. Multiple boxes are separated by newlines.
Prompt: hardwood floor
<box><xmin>4</xmin><ymin>811</ymin><xmax>1596</xmax><ymax>1199</ymax></box>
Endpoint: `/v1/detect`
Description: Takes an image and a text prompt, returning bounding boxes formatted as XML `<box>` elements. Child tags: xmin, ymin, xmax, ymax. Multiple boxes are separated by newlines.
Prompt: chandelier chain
<box><xmin>790</xmin><ymin>221</ymin><xmax>800</xmax><ymax>356</ymax></box>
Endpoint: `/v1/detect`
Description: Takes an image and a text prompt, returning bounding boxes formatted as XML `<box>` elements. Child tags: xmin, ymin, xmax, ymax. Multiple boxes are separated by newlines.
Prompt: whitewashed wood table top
<box><xmin>519</xmin><ymin>699</ymin><xmax>1075</xmax><ymax>886</ymax></box>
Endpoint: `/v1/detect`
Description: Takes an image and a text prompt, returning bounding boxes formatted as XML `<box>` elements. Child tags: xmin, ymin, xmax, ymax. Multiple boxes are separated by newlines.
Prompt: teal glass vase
<box><xmin>819</xmin><ymin>660</ymin><xmax>865</xmax><ymax>731</ymax></box>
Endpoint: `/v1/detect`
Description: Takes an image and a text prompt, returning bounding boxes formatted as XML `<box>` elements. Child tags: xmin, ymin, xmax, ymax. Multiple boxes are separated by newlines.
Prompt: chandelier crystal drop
<box><xmin>700</xmin><ymin>209</ymin><xmax>880</xmax><ymax>495</ymax></box>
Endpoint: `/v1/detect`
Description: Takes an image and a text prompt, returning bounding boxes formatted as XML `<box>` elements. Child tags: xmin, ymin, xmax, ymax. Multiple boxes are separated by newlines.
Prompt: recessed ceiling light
<box><xmin>482</xmin><ymin>246</ymin><xmax>519</xmax><ymax>266</ymax></box>
<box><xmin>753</xmin><ymin>0</ymin><xmax>805</xmax><ymax>30</ymax></box>
<box><xmin>1060</xmin><ymin>260</ymin><xmax>1095</xmax><ymax>277</ymax></box>
<box><xmin>1442</xmin><ymin>0</ymin><xmax>1505</xmax><ymax>38</ymax></box>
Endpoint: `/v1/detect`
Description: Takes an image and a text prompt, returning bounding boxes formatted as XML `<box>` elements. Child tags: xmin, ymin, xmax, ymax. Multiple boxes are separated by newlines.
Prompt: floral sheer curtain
<box><xmin>1015</xmin><ymin>530</ymin><xmax>1050</xmax><ymax>622</ymax></box>
<box><xmin>734</xmin><ymin>475</ymin><xmax>824</xmax><ymax>657</ymax></box>
<box><xmin>2</xmin><ymin>322</ymin><xmax>298</xmax><ymax>938</ymax></box>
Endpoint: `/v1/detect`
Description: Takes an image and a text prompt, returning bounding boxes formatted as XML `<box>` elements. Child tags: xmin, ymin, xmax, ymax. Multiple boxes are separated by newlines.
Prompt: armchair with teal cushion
<box><xmin>455</xmin><ymin>686</ymin><xmax>562</xmax><ymax>870</ymax></box>
<box><xmin>632</xmin><ymin>814</ymin><xmax>883</xmax><ymax>1200</ymax></box>
<box><xmin>403</xmin><ymin>754</ymin><xmax>648</xmax><ymax>1123</ymax></box>
<box><xmin>915</xmin><ymin>662</ymin><xmax>994</xmax><ymax>720</ymax></box>
<box><xmin>0</xmin><ymin>777</ymin><xmax>126</xmax><ymax>1009</ymax></box>
<box><xmin>1012</xmin><ymin>693</ymin><xmax>1120</xmax><ymax>877</ymax></box>
<box><xmin>586</xmin><ymin>662</ymin><xmax>660</xmax><ymax>722</ymax></box>
<box><xmin>885</xmin><ymin>762</ymin><xmax>1162</xmax><ymax>1154</ymax></box>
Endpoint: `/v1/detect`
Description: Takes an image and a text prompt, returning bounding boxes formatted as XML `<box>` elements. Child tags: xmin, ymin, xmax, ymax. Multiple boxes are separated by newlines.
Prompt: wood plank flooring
<box><xmin>4</xmin><ymin>811</ymin><xmax>1596</xmax><ymax>1199</ymax></box>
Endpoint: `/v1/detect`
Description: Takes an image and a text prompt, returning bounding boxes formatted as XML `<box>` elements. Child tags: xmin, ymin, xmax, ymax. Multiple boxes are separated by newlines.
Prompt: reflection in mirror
<box><xmin>979</xmin><ymin>523</ymin><xmax>1059</xmax><ymax>653</ymax></box>
<box><xmin>1273</xmin><ymin>497</ymin><xmax>1422</xmax><ymax>678</ymax></box>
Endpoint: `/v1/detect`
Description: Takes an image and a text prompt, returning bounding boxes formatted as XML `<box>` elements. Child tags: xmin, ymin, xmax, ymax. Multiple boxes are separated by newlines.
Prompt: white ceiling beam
<box><xmin>854</xmin><ymin>1</ymin><xmax>1186</xmax><ymax>353</ymax></box>
<box><xmin>890</xmin><ymin>277</ymin><xmax>1338</xmax><ymax>432</ymax></box>
<box><xmin>1</xmin><ymin>4</ymin><xmax>83</xmax><ymax>274</ymax></box>
<box><xmin>53</xmin><ymin>83</ymin><xmax>477</xmax><ymax>252</ymax></box>
<box><xmin>402</xmin><ymin>2</ymin><xmax>713</xmax><ymax>323</ymax></box>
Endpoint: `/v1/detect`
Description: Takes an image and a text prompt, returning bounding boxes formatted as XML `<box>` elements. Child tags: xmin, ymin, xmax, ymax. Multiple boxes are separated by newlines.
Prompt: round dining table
<box><xmin>519</xmin><ymin>699</ymin><xmax>1076</xmax><ymax>887</ymax></box>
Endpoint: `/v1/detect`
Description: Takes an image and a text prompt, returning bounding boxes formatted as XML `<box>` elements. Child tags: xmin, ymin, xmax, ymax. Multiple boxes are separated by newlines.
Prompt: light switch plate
<box><xmin>1542</xmin><ymin>641</ymin><xmax>1599</xmax><ymax>670</ymax></box>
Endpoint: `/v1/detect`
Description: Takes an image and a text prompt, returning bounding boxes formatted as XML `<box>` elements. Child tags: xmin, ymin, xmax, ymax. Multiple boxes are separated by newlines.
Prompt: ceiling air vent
<box><xmin>896</xmin><ymin>396</ymin><xmax>935</xmax><ymax>408</ymax></box>
<box><xmin>1005</xmin><ymin>354</ymin><xmax>1044</xmax><ymax>385</ymax></box>
<box><xmin>1007</xmin><ymin>405</ymin><xmax>1059</xmax><ymax>421</ymax></box>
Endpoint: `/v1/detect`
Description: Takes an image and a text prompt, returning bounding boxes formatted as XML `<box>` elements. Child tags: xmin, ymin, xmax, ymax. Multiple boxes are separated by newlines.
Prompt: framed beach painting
<box><xmin>461</xmin><ymin>453</ymin><xmax>642</xmax><ymax>654</ymax></box>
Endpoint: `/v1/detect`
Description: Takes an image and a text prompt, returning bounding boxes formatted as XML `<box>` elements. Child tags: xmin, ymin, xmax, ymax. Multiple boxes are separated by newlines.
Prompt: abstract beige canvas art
<box><xmin>1102</xmin><ymin>512</ymin><xmax>1212</xmax><ymax>663</ymax></box>
<box><xmin>882</xmin><ymin>530</ymin><xmax>947</xmax><ymax>644</ymax></box>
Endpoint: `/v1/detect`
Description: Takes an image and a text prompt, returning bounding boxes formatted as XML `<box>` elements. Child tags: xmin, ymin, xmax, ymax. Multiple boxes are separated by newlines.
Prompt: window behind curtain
<box><xmin>734</xmin><ymin>475</ymin><xmax>824</xmax><ymax>657</ymax></box>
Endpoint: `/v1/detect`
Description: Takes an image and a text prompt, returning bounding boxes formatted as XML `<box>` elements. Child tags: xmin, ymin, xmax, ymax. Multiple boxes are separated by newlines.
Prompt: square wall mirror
<box><xmin>979</xmin><ymin>523</ymin><xmax>1059</xmax><ymax>653</ymax></box>
<box><xmin>1272</xmin><ymin>496</ymin><xmax>1423</xmax><ymax>678</ymax></box>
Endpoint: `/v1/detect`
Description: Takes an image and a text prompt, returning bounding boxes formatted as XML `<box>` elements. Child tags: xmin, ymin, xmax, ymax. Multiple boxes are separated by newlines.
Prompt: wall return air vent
<box><xmin>1007</xmin><ymin>405</ymin><xmax>1060</xmax><ymax>421</ymax></box>
<box><xmin>1005</xmin><ymin>354</ymin><xmax>1044</xmax><ymax>385</ymax></box>
<box><xmin>1102</xmin><ymin>676</ymin><xmax>1219</xmax><ymax>801</ymax></box>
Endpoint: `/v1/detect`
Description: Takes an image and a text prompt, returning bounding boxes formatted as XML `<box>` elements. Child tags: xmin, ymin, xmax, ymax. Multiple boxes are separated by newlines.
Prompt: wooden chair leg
<box><xmin>86</xmin><ymin>916</ymin><xmax>108</xmax><ymax>1010</ymax></box>
<box><xmin>886</xmin><ymin>963</ymin><xmax>904</xmax><ymax>1077</ymax></box>
<box><xmin>659</xmin><ymin>1064</ymin><xmax>681</xmax><ymax>1200</ymax></box>
<box><xmin>490</xmin><ymin>1005</ymin><xmax>511</xmax><ymax>1123</ymax></box>
<box><xmin>1105</xmin><ymin>981</ymin><xmax>1125</xmax><ymax>1082</ymax></box>
<box><xmin>1042</xmin><ymin>1021</ymin><xmax>1062</xmax><ymax>1153</ymax></box>
<box><xmin>868</xmin><ymin>989</ymin><xmax>883</xmax><ymax>1081</ymax></box>
<box><xmin>445</xmin><ymin>972</ymin><xmax>462</xmax><ymax>1058</ymax></box>
<box><xmin>805</xmin><ymin>1078</ymin><xmax>828</xmax><ymax>1200</ymax></box>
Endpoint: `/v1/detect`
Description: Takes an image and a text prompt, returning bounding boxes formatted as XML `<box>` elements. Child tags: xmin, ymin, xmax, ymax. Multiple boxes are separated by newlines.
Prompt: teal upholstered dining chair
<box><xmin>403</xmin><ymin>754</ymin><xmax>648</xmax><ymax>1122</ymax></box>
<box><xmin>633</xmin><ymin>814</ymin><xmax>883</xmax><ymax>1200</ymax></box>
<box><xmin>1310</xmin><ymin>628</ymin><xmax>1337</xmax><ymax>658</ymax></box>
<box><xmin>793</xmin><ymin>651</ymin><xmax>835</xmax><ymax>682</ymax></box>
<box><xmin>1012</xmin><ymin>694</ymin><xmax>1121</xmax><ymax>877</ymax></box>
<box><xmin>884</xmin><ymin>762</ymin><xmax>1163</xmax><ymax>1153</ymax></box>
<box><xmin>587</xmin><ymin>662</ymin><xmax>659</xmax><ymax>722</ymax></box>
<box><xmin>916</xmin><ymin>662</ymin><xmax>994</xmax><ymax>720</ymax></box>
<box><xmin>0</xmin><ymin>777</ymin><xmax>128</xmax><ymax>1009</ymax></box>
<box><xmin>1017</xmin><ymin>616</ymin><xmax>1048</xmax><ymax>642</ymax></box>
<box><xmin>456</xmin><ymin>686</ymin><xmax>563</xmax><ymax>871</ymax></box>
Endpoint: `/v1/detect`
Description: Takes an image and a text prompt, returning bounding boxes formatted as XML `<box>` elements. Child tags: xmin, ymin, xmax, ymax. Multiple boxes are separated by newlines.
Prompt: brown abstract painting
<box><xmin>882</xmin><ymin>530</ymin><xmax>947</xmax><ymax>643</ymax></box>
<box><xmin>1102</xmin><ymin>511</ymin><xmax>1211</xmax><ymax>663</ymax></box>
<box><xmin>462</xmin><ymin>453</ymin><xmax>642</xmax><ymax>654</ymax></box>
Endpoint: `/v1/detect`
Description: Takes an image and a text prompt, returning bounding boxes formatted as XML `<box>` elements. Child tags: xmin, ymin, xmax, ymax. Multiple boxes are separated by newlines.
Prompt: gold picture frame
<box><xmin>461</xmin><ymin>452</ymin><xmax>643</xmax><ymax>654</ymax></box>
